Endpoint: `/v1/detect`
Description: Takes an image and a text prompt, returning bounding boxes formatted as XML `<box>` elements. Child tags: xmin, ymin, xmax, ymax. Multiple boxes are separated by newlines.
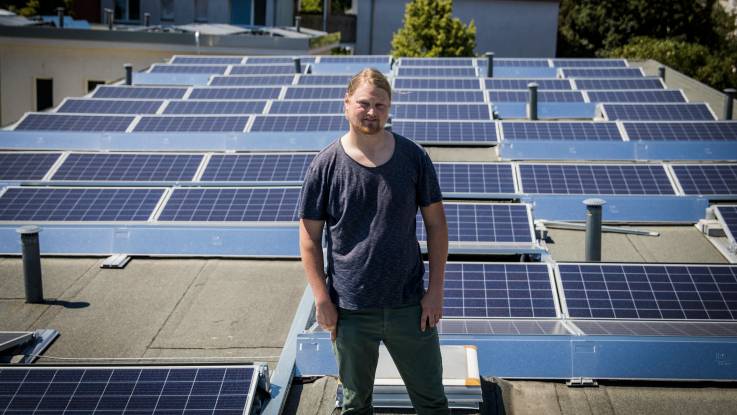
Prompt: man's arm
<box><xmin>419</xmin><ymin>201</ymin><xmax>448</xmax><ymax>331</ymax></box>
<box><xmin>299</xmin><ymin>218</ymin><xmax>338</xmax><ymax>340</ymax></box>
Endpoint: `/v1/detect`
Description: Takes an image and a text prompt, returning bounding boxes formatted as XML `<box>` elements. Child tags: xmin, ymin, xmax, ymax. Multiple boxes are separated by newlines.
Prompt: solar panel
<box><xmin>602</xmin><ymin>103</ymin><xmax>716</xmax><ymax>121</ymax></box>
<box><xmin>399</xmin><ymin>58</ymin><xmax>475</xmax><ymax>67</ymax></box>
<box><xmin>392</xmin><ymin>103</ymin><xmax>490</xmax><ymax>120</ymax></box>
<box><xmin>561</xmin><ymin>68</ymin><xmax>643</xmax><ymax>78</ymax></box>
<box><xmin>427</xmin><ymin>262</ymin><xmax>557</xmax><ymax>318</ymax></box>
<box><xmin>0</xmin><ymin>331</ymin><xmax>33</xmax><ymax>352</ymax></box>
<box><xmin>163</xmin><ymin>100</ymin><xmax>266</xmax><ymax>115</ymax></box>
<box><xmin>501</xmin><ymin>122</ymin><xmax>622</xmax><ymax>141</ymax></box>
<box><xmin>297</xmin><ymin>75</ymin><xmax>352</xmax><ymax>85</ymax></box>
<box><xmin>397</xmin><ymin>67</ymin><xmax>477</xmax><ymax>77</ymax></box>
<box><xmin>437</xmin><ymin>319</ymin><xmax>571</xmax><ymax>335</ymax></box>
<box><xmin>150</xmin><ymin>64</ymin><xmax>228</xmax><ymax>74</ymax></box>
<box><xmin>15</xmin><ymin>114</ymin><xmax>134</xmax><ymax>132</ymax></box>
<box><xmin>0</xmin><ymin>153</ymin><xmax>61</xmax><ymax>181</ymax></box>
<box><xmin>320</xmin><ymin>56</ymin><xmax>390</xmax><ymax>63</ymax></box>
<box><xmin>484</xmin><ymin>79</ymin><xmax>572</xmax><ymax>90</ymax></box>
<box><xmin>0</xmin><ymin>365</ymin><xmax>259</xmax><ymax>415</ymax></box>
<box><xmin>171</xmin><ymin>56</ymin><xmax>244</xmax><ymax>64</ymax></box>
<box><xmin>57</xmin><ymin>99</ymin><xmax>163</xmax><ymax>114</ymax></box>
<box><xmin>671</xmin><ymin>164</ymin><xmax>737</xmax><ymax>195</ymax></box>
<box><xmin>230</xmin><ymin>65</ymin><xmax>301</xmax><ymax>75</ymax></box>
<box><xmin>283</xmin><ymin>87</ymin><xmax>345</xmax><ymax>100</ymax></box>
<box><xmin>0</xmin><ymin>187</ymin><xmax>164</xmax><ymax>221</ymax></box>
<box><xmin>201</xmin><ymin>153</ymin><xmax>315</xmax><ymax>182</ymax></box>
<box><xmin>434</xmin><ymin>163</ymin><xmax>516</xmax><ymax>195</ymax></box>
<box><xmin>250</xmin><ymin>115</ymin><xmax>347</xmax><ymax>132</ymax></box>
<box><xmin>52</xmin><ymin>154</ymin><xmax>203</xmax><ymax>182</ymax></box>
<box><xmin>246</xmin><ymin>56</ymin><xmax>316</xmax><ymax>64</ymax></box>
<box><xmin>557</xmin><ymin>263</ymin><xmax>737</xmax><ymax>320</ymax></box>
<box><xmin>210</xmin><ymin>75</ymin><xmax>295</xmax><ymax>86</ymax></box>
<box><xmin>391</xmin><ymin>121</ymin><xmax>497</xmax><ymax>144</ymax></box>
<box><xmin>488</xmin><ymin>91</ymin><xmax>584</xmax><ymax>103</ymax></box>
<box><xmin>158</xmin><ymin>187</ymin><xmax>300</xmax><ymax>222</ymax></box>
<box><xmin>715</xmin><ymin>206</ymin><xmax>737</xmax><ymax>247</ymax></box>
<box><xmin>552</xmin><ymin>59</ymin><xmax>627</xmax><ymax>68</ymax></box>
<box><xmin>134</xmin><ymin>116</ymin><xmax>249</xmax><ymax>132</ymax></box>
<box><xmin>573</xmin><ymin>78</ymin><xmax>664</xmax><ymax>90</ymax></box>
<box><xmin>623</xmin><ymin>121</ymin><xmax>737</xmax><ymax>141</ymax></box>
<box><xmin>489</xmin><ymin>59</ymin><xmax>551</xmax><ymax>68</ymax></box>
<box><xmin>571</xmin><ymin>320</ymin><xmax>737</xmax><ymax>337</ymax></box>
<box><xmin>393</xmin><ymin>90</ymin><xmax>485</xmax><ymax>103</ymax></box>
<box><xmin>587</xmin><ymin>90</ymin><xmax>686</xmax><ymax>103</ymax></box>
<box><xmin>92</xmin><ymin>86</ymin><xmax>187</xmax><ymax>99</ymax></box>
<box><xmin>393</xmin><ymin>78</ymin><xmax>480</xmax><ymax>90</ymax></box>
<box><xmin>188</xmin><ymin>87</ymin><xmax>281</xmax><ymax>100</ymax></box>
<box><xmin>518</xmin><ymin>164</ymin><xmax>675</xmax><ymax>195</ymax></box>
<box><xmin>268</xmin><ymin>100</ymin><xmax>343</xmax><ymax>115</ymax></box>
<box><xmin>417</xmin><ymin>203</ymin><xmax>533</xmax><ymax>244</ymax></box>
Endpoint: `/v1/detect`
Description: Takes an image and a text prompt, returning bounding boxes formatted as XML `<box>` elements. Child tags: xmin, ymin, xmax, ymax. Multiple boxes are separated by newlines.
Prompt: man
<box><xmin>298</xmin><ymin>68</ymin><xmax>449</xmax><ymax>414</ymax></box>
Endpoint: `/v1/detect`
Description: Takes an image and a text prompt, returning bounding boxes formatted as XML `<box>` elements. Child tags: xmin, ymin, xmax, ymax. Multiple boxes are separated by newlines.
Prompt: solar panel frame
<box><xmin>714</xmin><ymin>205</ymin><xmax>737</xmax><ymax>249</ymax></box>
<box><xmin>229</xmin><ymin>64</ymin><xmax>303</xmax><ymax>75</ymax></box>
<box><xmin>393</xmin><ymin>89</ymin><xmax>486</xmax><ymax>103</ymax></box>
<box><xmin>397</xmin><ymin>67</ymin><xmax>478</xmax><ymax>77</ymax></box>
<box><xmin>163</xmin><ymin>100</ymin><xmax>267</xmax><ymax>115</ymax></box>
<box><xmin>246</xmin><ymin>56</ymin><xmax>316</xmax><ymax>64</ymax></box>
<box><xmin>14</xmin><ymin>113</ymin><xmax>135</xmax><ymax>132</ymax></box>
<box><xmin>209</xmin><ymin>75</ymin><xmax>296</xmax><ymax>86</ymax></box>
<box><xmin>488</xmin><ymin>90</ymin><xmax>585</xmax><ymax>103</ymax></box>
<box><xmin>250</xmin><ymin>115</ymin><xmax>347</xmax><ymax>132</ymax></box>
<box><xmin>297</xmin><ymin>75</ymin><xmax>352</xmax><ymax>85</ymax></box>
<box><xmin>586</xmin><ymin>90</ymin><xmax>687</xmax><ymax>103</ymax></box>
<box><xmin>0</xmin><ymin>331</ymin><xmax>33</xmax><ymax>352</ymax></box>
<box><xmin>149</xmin><ymin>64</ymin><xmax>228</xmax><ymax>74</ymax></box>
<box><xmin>561</xmin><ymin>68</ymin><xmax>644</xmax><ymax>78</ymax></box>
<box><xmin>200</xmin><ymin>153</ymin><xmax>315</xmax><ymax>183</ymax></box>
<box><xmin>171</xmin><ymin>56</ymin><xmax>245</xmax><ymax>64</ymax></box>
<box><xmin>552</xmin><ymin>59</ymin><xmax>628</xmax><ymax>68</ymax></box>
<box><xmin>486</xmin><ymin>59</ymin><xmax>551</xmax><ymax>68</ymax></box>
<box><xmin>0</xmin><ymin>152</ymin><xmax>62</xmax><ymax>181</ymax></box>
<box><xmin>188</xmin><ymin>87</ymin><xmax>281</xmax><ymax>100</ymax></box>
<box><xmin>319</xmin><ymin>56</ymin><xmax>391</xmax><ymax>63</ymax></box>
<box><xmin>391</xmin><ymin>120</ymin><xmax>498</xmax><ymax>145</ymax></box>
<box><xmin>670</xmin><ymin>164</ymin><xmax>737</xmax><ymax>196</ymax></box>
<box><xmin>572</xmin><ymin>78</ymin><xmax>665</xmax><ymax>90</ymax></box>
<box><xmin>92</xmin><ymin>86</ymin><xmax>188</xmax><ymax>99</ymax></box>
<box><xmin>517</xmin><ymin>163</ymin><xmax>677</xmax><ymax>195</ymax></box>
<box><xmin>392</xmin><ymin>103</ymin><xmax>492</xmax><ymax>120</ymax></box>
<box><xmin>555</xmin><ymin>263</ymin><xmax>737</xmax><ymax>320</ymax></box>
<box><xmin>437</xmin><ymin>319</ymin><xmax>572</xmax><ymax>335</ymax></box>
<box><xmin>434</xmin><ymin>162</ymin><xmax>518</xmax><ymax>196</ymax></box>
<box><xmin>484</xmin><ymin>79</ymin><xmax>573</xmax><ymax>90</ymax></box>
<box><xmin>622</xmin><ymin>121</ymin><xmax>737</xmax><ymax>141</ymax></box>
<box><xmin>51</xmin><ymin>153</ymin><xmax>204</xmax><ymax>182</ymax></box>
<box><xmin>283</xmin><ymin>87</ymin><xmax>345</xmax><ymax>100</ymax></box>
<box><xmin>500</xmin><ymin>121</ymin><xmax>623</xmax><ymax>141</ymax></box>
<box><xmin>56</xmin><ymin>99</ymin><xmax>164</xmax><ymax>115</ymax></box>
<box><xmin>570</xmin><ymin>320</ymin><xmax>737</xmax><ymax>337</ymax></box>
<box><xmin>393</xmin><ymin>78</ymin><xmax>481</xmax><ymax>90</ymax></box>
<box><xmin>398</xmin><ymin>57</ymin><xmax>476</xmax><ymax>67</ymax></box>
<box><xmin>268</xmin><ymin>100</ymin><xmax>343</xmax><ymax>115</ymax></box>
<box><xmin>133</xmin><ymin>115</ymin><xmax>250</xmax><ymax>132</ymax></box>
<box><xmin>601</xmin><ymin>103</ymin><xmax>717</xmax><ymax>121</ymax></box>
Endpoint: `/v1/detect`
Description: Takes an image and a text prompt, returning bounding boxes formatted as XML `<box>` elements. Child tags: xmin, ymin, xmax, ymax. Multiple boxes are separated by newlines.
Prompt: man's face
<box><xmin>344</xmin><ymin>82</ymin><xmax>391</xmax><ymax>136</ymax></box>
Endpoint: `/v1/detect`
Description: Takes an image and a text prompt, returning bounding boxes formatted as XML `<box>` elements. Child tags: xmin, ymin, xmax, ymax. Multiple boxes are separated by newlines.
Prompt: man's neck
<box><xmin>342</xmin><ymin>129</ymin><xmax>392</xmax><ymax>154</ymax></box>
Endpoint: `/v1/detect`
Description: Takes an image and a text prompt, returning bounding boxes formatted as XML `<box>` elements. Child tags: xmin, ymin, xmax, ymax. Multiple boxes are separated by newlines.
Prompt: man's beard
<box><xmin>353</xmin><ymin>118</ymin><xmax>383</xmax><ymax>135</ymax></box>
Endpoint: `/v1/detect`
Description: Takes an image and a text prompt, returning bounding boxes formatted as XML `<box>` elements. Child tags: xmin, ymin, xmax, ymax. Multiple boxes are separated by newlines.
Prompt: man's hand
<box><xmin>316</xmin><ymin>298</ymin><xmax>338</xmax><ymax>341</ymax></box>
<box><xmin>420</xmin><ymin>287</ymin><xmax>444</xmax><ymax>331</ymax></box>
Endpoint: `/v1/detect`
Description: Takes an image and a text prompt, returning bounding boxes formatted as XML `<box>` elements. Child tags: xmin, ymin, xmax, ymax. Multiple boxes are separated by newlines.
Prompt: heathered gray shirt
<box><xmin>299</xmin><ymin>133</ymin><xmax>443</xmax><ymax>310</ymax></box>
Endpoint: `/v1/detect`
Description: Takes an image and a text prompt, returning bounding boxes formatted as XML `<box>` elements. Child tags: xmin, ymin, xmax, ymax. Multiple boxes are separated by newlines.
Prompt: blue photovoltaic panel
<box><xmin>392</xmin><ymin>121</ymin><xmax>497</xmax><ymax>144</ymax></box>
<box><xmin>488</xmin><ymin>91</ymin><xmax>584</xmax><ymax>103</ymax></box>
<box><xmin>297</xmin><ymin>75</ymin><xmax>352</xmax><ymax>85</ymax></box>
<box><xmin>392</xmin><ymin>104</ymin><xmax>490</xmax><ymax>120</ymax></box>
<box><xmin>268</xmin><ymin>100</ymin><xmax>343</xmax><ymax>115</ymax></box>
<box><xmin>393</xmin><ymin>78</ymin><xmax>480</xmax><ymax>90</ymax></box>
<box><xmin>201</xmin><ymin>153</ymin><xmax>315</xmax><ymax>182</ymax></box>
<box><xmin>158</xmin><ymin>187</ymin><xmax>300</xmax><ymax>222</ymax></box>
<box><xmin>210</xmin><ymin>75</ymin><xmax>295</xmax><ymax>86</ymax></box>
<box><xmin>487</xmin><ymin>59</ymin><xmax>550</xmax><ymax>68</ymax></box>
<box><xmin>320</xmin><ymin>56</ymin><xmax>390</xmax><ymax>63</ymax></box>
<box><xmin>0</xmin><ymin>188</ymin><xmax>164</xmax><ymax>221</ymax></box>
<box><xmin>284</xmin><ymin>87</ymin><xmax>344</xmax><ymax>100</ymax></box>
<box><xmin>57</xmin><ymin>99</ymin><xmax>163</xmax><ymax>114</ymax></box>
<box><xmin>171</xmin><ymin>56</ymin><xmax>244</xmax><ymax>64</ymax></box>
<box><xmin>484</xmin><ymin>79</ymin><xmax>572</xmax><ymax>90</ymax></box>
<box><xmin>435</xmin><ymin>163</ymin><xmax>516</xmax><ymax>194</ymax></box>
<box><xmin>417</xmin><ymin>203</ymin><xmax>532</xmax><ymax>244</ymax></box>
<box><xmin>428</xmin><ymin>262</ymin><xmax>557</xmax><ymax>318</ymax></box>
<box><xmin>716</xmin><ymin>206</ymin><xmax>737</xmax><ymax>245</ymax></box>
<box><xmin>230</xmin><ymin>65</ymin><xmax>301</xmax><ymax>75</ymax></box>
<box><xmin>393</xmin><ymin>90</ymin><xmax>485</xmax><ymax>103</ymax></box>
<box><xmin>562</xmin><ymin>68</ymin><xmax>643</xmax><ymax>78</ymax></box>
<box><xmin>52</xmin><ymin>154</ymin><xmax>203</xmax><ymax>182</ymax></box>
<box><xmin>150</xmin><ymin>64</ymin><xmax>228</xmax><ymax>74</ymax></box>
<box><xmin>134</xmin><ymin>116</ymin><xmax>249</xmax><ymax>132</ymax></box>
<box><xmin>552</xmin><ymin>59</ymin><xmax>627</xmax><ymax>68</ymax></box>
<box><xmin>587</xmin><ymin>90</ymin><xmax>686</xmax><ymax>103</ymax></box>
<box><xmin>15</xmin><ymin>114</ymin><xmax>134</xmax><ymax>132</ymax></box>
<box><xmin>400</xmin><ymin>58</ymin><xmax>475</xmax><ymax>67</ymax></box>
<box><xmin>573</xmin><ymin>78</ymin><xmax>664</xmax><ymax>90</ymax></box>
<box><xmin>250</xmin><ymin>115</ymin><xmax>347</xmax><ymax>132</ymax></box>
<box><xmin>163</xmin><ymin>100</ymin><xmax>266</xmax><ymax>115</ymax></box>
<box><xmin>189</xmin><ymin>87</ymin><xmax>281</xmax><ymax>100</ymax></box>
<box><xmin>623</xmin><ymin>122</ymin><xmax>737</xmax><ymax>141</ymax></box>
<box><xmin>603</xmin><ymin>103</ymin><xmax>715</xmax><ymax>121</ymax></box>
<box><xmin>0</xmin><ymin>153</ymin><xmax>61</xmax><ymax>180</ymax></box>
<box><xmin>557</xmin><ymin>263</ymin><xmax>737</xmax><ymax>319</ymax></box>
<box><xmin>518</xmin><ymin>164</ymin><xmax>675</xmax><ymax>195</ymax></box>
<box><xmin>93</xmin><ymin>86</ymin><xmax>187</xmax><ymax>99</ymax></box>
<box><xmin>501</xmin><ymin>122</ymin><xmax>622</xmax><ymax>141</ymax></box>
<box><xmin>397</xmin><ymin>67</ymin><xmax>477</xmax><ymax>77</ymax></box>
<box><xmin>671</xmin><ymin>164</ymin><xmax>737</xmax><ymax>195</ymax></box>
<box><xmin>0</xmin><ymin>366</ymin><xmax>256</xmax><ymax>415</ymax></box>
<box><xmin>246</xmin><ymin>56</ymin><xmax>316</xmax><ymax>64</ymax></box>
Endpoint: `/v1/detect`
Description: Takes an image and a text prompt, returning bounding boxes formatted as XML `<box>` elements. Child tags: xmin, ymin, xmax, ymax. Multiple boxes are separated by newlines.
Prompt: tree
<box><xmin>1</xmin><ymin>0</ymin><xmax>74</xmax><ymax>17</ymax></box>
<box><xmin>391</xmin><ymin>0</ymin><xmax>476</xmax><ymax>57</ymax></box>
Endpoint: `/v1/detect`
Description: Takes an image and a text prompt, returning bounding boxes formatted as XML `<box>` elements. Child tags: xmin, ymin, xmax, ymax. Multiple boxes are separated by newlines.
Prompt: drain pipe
<box><xmin>293</xmin><ymin>57</ymin><xmax>302</xmax><ymax>74</ymax></box>
<box><xmin>658</xmin><ymin>65</ymin><xmax>665</xmax><ymax>82</ymax></box>
<box><xmin>584</xmin><ymin>199</ymin><xmax>606</xmax><ymax>261</ymax></box>
<box><xmin>295</xmin><ymin>16</ymin><xmax>301</xmax><ymax>33</ymax></box>
<box><xmin>144</xmin><ymin>12</ymin><xmax>150</xmax><ymax>27</ymax></box>
<box><xmin>56</xmin><ymin>7</ymin><xmax>64</xmax><ymax>28</ymax></box>
<box><xmin>528</xmin><ymin>82</ymin><xmax>538</xmax><ymax>121</ymax></box>
<box><xmin>724</xmin><ymin>88</ymin><xmax>736</xmax><ymax>120</ymax></box>
<box><xmin>17</xmin><ymin>226</ymin><xmax>43</xmax><ymax>303</ymax></box>
<box><xmin>124</xmin><ymin>64</ymin><xmax>133</xmax><ymax>85</ymax></box>
<box><xmin>485</xmin><ymin>52</ymin><xmax>494</xmax><ymax>78</ymax></box>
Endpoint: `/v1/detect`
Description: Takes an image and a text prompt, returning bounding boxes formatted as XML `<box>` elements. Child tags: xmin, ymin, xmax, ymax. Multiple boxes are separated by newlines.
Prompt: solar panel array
<box><xmin>518</xmin><ymin>164</ymin><xmax>675</xmax><ymax>195</ymax></box>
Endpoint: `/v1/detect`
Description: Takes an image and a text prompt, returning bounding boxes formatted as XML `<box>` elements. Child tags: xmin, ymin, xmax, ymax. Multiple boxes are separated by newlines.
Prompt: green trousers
<box><xmin>334</xmin><ymin>304</ymin><xmax>449</xmax><ymax>415</ymax></box>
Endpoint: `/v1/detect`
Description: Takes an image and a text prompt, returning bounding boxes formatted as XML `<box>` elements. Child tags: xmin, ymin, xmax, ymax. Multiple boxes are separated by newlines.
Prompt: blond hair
<box><xmin>346</xmin><ymin>68</ymin><xmax>392</xmax><ymax>101</ymax></box>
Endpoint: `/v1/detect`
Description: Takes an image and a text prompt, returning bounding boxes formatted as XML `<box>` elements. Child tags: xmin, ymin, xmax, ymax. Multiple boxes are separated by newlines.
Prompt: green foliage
<box><xmin>1</xmin><ymin>0</ymin><xmax>74</xmax><ymax>17</ymax></box>
<box><xmin>299</xmin><ymin>0</ymin><xmax>351</xmax><ymax>14</ymax></box>
<box><xmin>391</xmin><ymin>0</ymin><xmax>476</xmax><ymax>57</ymax></box>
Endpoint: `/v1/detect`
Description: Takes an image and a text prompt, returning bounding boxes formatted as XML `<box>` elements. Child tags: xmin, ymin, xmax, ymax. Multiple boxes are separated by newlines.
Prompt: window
<box><xmin>115</xmin><ymin>0</ymin><xmax>140</xmax><ymax>21</ymax></box>
<box><xmin>195</xmin><ymin>0</ymin><xmax>208</xmax><ymax>22</ymax></box>
<box><xmin>161</xmin><ymin>0</ymin><xmax>175</xmax><ymax>21</ymax></box>
<box><xmin>87</xmin><ymin>80</ymin><xmax>106</xmax><ymax>93</ymax></box>
<box><xmin>36</xmin><ymin>79</ymin><xmax>53</xmax><ymax>111</ymax></box>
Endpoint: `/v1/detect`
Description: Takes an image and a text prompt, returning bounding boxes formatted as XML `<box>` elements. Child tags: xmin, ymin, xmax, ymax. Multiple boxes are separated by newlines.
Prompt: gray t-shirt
<box><xmin>299</xmin><ymin>133</ymin><xmax>443</xmax><ymax>310</ymax></box>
